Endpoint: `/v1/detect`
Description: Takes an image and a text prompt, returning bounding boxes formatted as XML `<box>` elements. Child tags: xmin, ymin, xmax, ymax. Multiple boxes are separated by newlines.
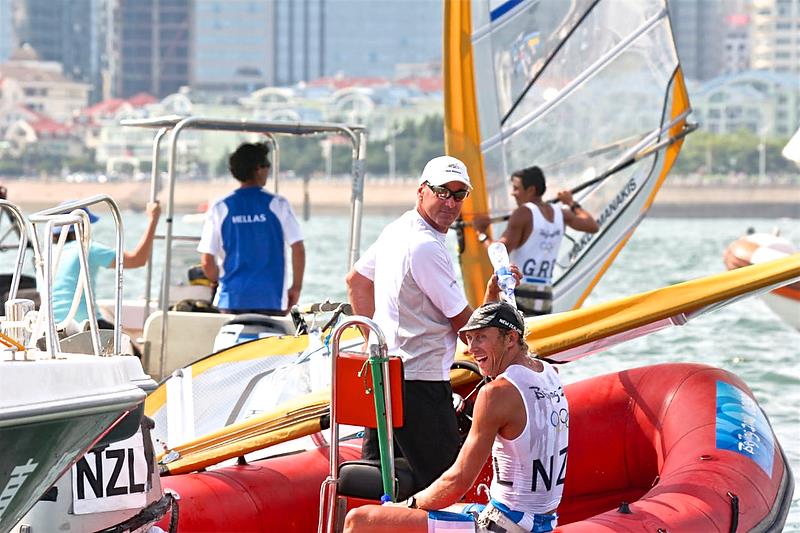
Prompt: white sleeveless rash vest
<box><xmin>509</xmin><ymin>203</ymin><xmax>564</xmax><ymax>285</ymax></box>
<box><xmin>490</xmin><ymin>362</ymin><xmax>569</xmax><ymax>513</ymax></box>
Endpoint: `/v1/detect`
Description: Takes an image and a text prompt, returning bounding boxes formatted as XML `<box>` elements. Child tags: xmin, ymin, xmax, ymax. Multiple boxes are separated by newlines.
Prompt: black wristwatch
<box><xmin>406</xmin><ymin>495</ymin><xmax>418</xmax><ymax>508</ymax></box>
<box><xmin>570</xmin><ymin>202</ymin><xmax>582</xmax><ymax>212</ymax></box>
<box><xmin>477</xmin><ymin>232</ymin><xmax>489</xmax><ymax>243</ymax></box>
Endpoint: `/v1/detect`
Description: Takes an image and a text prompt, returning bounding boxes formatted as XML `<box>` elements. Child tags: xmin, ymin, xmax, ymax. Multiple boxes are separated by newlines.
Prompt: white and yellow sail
<box><xmin>445</xmin><ymin>0</ymin><xmax>692</xmax><ymax>310</ymax></box>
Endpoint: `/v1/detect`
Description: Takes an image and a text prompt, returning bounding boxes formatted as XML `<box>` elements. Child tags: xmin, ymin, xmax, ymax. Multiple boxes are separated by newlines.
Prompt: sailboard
<box><xmin>444</xmin><ymin>0</ymin><xmax>694</xmax><ymax>310</ymax></box>
<box><xmin>148</xmin><ymin>255</ymin><xmax>799</xmax><ymax>475</ymax></box>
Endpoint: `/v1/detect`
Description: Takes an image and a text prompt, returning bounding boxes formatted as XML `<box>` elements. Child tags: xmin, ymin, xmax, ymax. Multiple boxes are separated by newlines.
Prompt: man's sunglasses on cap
<box><xmin>425</xmin><ymin>182</ymin><xmax>470</xmax><ymax>202</ymax></box>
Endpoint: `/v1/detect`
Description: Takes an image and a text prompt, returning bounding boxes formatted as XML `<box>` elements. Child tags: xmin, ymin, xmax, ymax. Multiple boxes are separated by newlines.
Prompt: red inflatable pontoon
<box><xmin>158</xmin><ymin>363</ymin><xmax>793</xmax><ymax>532</ymax></box>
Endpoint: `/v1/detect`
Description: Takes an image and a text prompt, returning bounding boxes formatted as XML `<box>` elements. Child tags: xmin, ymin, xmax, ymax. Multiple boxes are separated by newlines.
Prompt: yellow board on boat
<box><xmin>152</xmin><ymin>255</ymin><xmax>800</xmax><ymax>475</ymax></box>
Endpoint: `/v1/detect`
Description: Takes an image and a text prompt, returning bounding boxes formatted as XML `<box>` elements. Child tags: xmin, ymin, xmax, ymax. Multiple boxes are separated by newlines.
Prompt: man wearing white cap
<box><xmin>346</xmin><ymin>156</ymin><xmax>516</xmax><ymax>492</ymax></box>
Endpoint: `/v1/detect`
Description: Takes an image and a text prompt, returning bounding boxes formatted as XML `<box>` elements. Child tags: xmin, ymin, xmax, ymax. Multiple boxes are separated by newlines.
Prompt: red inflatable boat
<box><xmin>724</xmin><ymin>232</ymin><xmax>800</xmax><ymax>331</ymax></box>
<box><xmin>155</xmin><ymin>363</ymin><xmax>792</xmax><ymax>532</ymax></box>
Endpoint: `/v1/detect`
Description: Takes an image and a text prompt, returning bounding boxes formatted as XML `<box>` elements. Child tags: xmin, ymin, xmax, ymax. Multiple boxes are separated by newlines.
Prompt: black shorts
<box><xmin>362</xmin><ymin>380</ymin><xmax>460</xmax><ymax>492</ymax></box>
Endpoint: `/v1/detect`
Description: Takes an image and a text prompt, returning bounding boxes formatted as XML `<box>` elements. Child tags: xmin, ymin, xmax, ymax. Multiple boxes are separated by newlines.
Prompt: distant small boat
<box><xmin>724</xmin><ymin>231</ymin><xmax>800</xmax><ymax>330</ymax></box>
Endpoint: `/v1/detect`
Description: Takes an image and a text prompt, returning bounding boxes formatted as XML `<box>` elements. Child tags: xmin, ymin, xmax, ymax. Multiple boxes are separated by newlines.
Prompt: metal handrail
<box><xmin>0</xmin><ymin>200</ymin><xmax>30</xmax><ymax>302</ymax></box>
<box><xmin>30</xmin><ymin>195</ymin><xmax>125</xmax><ymax>357</ymax></box>
<box><xmin>121</xmin><ymin>115</ymin><xmax>368</xmax><ymax>378</ymax></box>
<box><xmin>319</xmin><ymin>316</ymin><xmax>395</xmax><ymax>533</ymax></box>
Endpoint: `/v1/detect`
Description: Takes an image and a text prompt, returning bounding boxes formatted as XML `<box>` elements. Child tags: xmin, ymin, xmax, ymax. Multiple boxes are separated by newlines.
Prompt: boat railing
<box><xmin>0</xmin><ymin>199</ymin><xmax>33</xmax><ymax>359</ymax></box>
<box><xmin>0</xmin><ymin>200</ymin><xmax>30</xmax><ymax>303</ymax></box>
<box><xmin>319</xmin><ymin>316</ymin><xmax>400</xmax><ymax>533</ymax></box>
<box><xmin>120</xmin><ymin>115</ymin><xmax>368</xmax><ymax>379</ymax></box>
<box><xmin>29</xmin><ymin>195</ymin><xmax>125</xmax><ymax>358</ymax></box>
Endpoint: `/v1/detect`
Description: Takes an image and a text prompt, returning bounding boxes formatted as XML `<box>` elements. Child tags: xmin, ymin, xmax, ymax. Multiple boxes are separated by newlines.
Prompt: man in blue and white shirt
<box><xmin>198</xmin><ymin>142</ymin><xmax>305</xmax><ymax>315</ymax></box>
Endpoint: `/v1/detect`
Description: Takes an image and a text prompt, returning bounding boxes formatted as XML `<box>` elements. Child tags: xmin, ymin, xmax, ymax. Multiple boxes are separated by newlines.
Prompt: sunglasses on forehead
<box><xmin>425</xmin><ymin>182</ymin><xmax>470</xmax><ymax>202</ymax></box>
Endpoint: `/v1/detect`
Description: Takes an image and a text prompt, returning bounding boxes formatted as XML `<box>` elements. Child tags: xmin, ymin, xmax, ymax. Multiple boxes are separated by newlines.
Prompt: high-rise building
<box><xmin>0</xmin><ymin>0</ymin><xmax>15</xmax><ymax>63</ymax></box>
<box><xmin>668</xmin><ymin>0</ymin><xmax>725</xmax><ymax>81</ymax></box>
<box><xmin>324</xmin><ymin>0</ymin><xmax>441</xmax><ymax>79</ymax></box>
<box><xmin>12</xmin><ymin>0</ymin><xmax>109</xmax><ymax>103</ymax></box>
<box><xmin>113</xmin><ymin>0</ymin><xmax>192</xmax><ymax>99</ymax></box>
<box><xmin>199</xmin><ymin>0</ymin><xmax>444</xmax><ymax>90</ymax></box>
<box><xmin>192</xmin><ymin>1</ymin><xmax>274</xmax><ymax>96</ymax></box>
<box><xmin>750</xmin><ymin>0</ymin><xmax>800</xmax><ymax>74</ymax></box>
<box><xmin>723</xmin><ymin>13</ymin><xmax>751</xmax><ymax>74</ymax></box>
<box><xmin>273</xmin><ymin>0</ymin><xmax>325</xmax><ymax>86</ymax></box>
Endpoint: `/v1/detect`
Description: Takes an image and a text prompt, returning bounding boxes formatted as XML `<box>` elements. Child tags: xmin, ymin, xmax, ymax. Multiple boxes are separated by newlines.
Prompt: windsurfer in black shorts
<box><xmin>474</xmin><ymin>166</ymin><xmax>597</xmax><ymax>316</ymax></box>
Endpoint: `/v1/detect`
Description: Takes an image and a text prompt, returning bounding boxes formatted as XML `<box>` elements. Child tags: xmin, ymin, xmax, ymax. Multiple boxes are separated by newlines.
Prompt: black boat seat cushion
<box><xmin>224</xmin><ymin>313</ymin><xmax>295</xmax><ymax>335</ymax></box>
<box><xmin>338</xmin><ymin>458</ymin><xmax>415</xmax><ymax>501</ymax></box>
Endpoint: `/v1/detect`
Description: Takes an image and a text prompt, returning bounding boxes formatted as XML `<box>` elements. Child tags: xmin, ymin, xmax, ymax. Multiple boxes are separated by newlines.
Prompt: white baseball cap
<box><xmin>419</xmin><ymin>156</ymin><xmax>472</xmax><ymax>190</ymax></box>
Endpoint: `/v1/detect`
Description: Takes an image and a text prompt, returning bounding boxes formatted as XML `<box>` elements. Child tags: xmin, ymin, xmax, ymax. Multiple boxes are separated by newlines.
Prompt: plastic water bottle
<box><xmin>487</xmin><ymin>242</ymin><xmax>517</xmax><ymax>307</ymax></box>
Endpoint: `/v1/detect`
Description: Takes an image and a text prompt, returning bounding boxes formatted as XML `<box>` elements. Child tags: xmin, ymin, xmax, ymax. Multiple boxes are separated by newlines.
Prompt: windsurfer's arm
<box><xmin>117</xmin><ymin>201</ymin><xmax>161</xmax><ymax>268</ymax></box>
<box><xmin>200</xmin><ymin>253</ymin><xmax>219</xmax><ymax>283</ymax></box>
<box><xmin>287</xmin><ymin>241</ymin><xmax>305</xmax><ymax>309</ymax></box>
<box><xmin>414</xmin><ymin>384</ymin><xmax>506</xmax><ymax>509</ymax></box>
<box><xmin>473</xmin><ymin>208</ymin><xmax>527</xmax><ymax>252</ymax></box>
<box><xmin>558</xmin><ymin>190</ymin><xmax>598</xmax><ymax>233</ymax></box>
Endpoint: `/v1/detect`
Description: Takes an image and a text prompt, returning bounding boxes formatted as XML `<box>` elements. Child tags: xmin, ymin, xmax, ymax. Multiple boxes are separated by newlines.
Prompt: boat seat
<box><xmin>224</xmin><ymin>313</ymin><xmax>296</xmax><ymax>335</ymax></box>
<box><xmin>332</xmin><ymin>350</ymin><xmax>408</xmax><ymax>502</ymax></box>
<box><xmin>338</xmin><ymin>458</ymin><xmax>416</xmax><ymax>501</ymax></box>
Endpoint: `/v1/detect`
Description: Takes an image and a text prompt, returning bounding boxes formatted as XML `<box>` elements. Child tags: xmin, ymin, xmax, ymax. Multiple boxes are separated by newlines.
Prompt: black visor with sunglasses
<box><xmin>425</xmin><ymin>182</ymin><xmax>470</xmax><ymax>201</ymax></box>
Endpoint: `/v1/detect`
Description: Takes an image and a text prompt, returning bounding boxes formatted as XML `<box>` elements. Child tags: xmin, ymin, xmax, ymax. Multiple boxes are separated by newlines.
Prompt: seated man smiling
<box><xmin>343</xmin><ymin>301</ymin><xmax>569</xmax><ymax>533</ymax></box>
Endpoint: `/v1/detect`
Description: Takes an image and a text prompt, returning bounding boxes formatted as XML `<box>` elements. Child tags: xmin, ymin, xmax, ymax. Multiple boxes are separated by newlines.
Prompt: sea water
<box><xmin>5</xmin><ymin>212</ymin><xmax>799</xmax><ymax>530</ymax></box>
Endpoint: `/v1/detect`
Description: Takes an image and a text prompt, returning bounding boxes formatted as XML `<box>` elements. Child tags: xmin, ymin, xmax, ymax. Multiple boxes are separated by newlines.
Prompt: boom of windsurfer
<box><xmin>474</xmin><ymin>166</ymin><xmax>598</xmax><ymax>316</ymax></box>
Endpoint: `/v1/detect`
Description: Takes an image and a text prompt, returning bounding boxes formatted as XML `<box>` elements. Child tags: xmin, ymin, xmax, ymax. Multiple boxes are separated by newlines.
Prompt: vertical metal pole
<box><xmin>264</xmin><ymin>133</ymin><xmax>279</xmax><ymax>194</ymax></box>
<box><xmin>303</xmin><ymin>174</ymin><xmax>311</xmax><ymax>221</ymax></box>
<box><xmin>106</xmin><ymin>198</ymin><xmax>125</xmax><ymax>355</ymax></box>
<box><xmin>347</xmin><ymin>129</ymin><xmax>367</xmax><ymax>269</ymax></box>
<box><xmin>159</xmin><ymin>119</ymin><xmax>193</xmax><ymax>377</ymax></box>
<box><xmin>0</xmin><ymin>201</ymin><xmax>29</xmax><ymax>301</ymax></box>
<box><xmin>74</xmin><ymin>219</ymin><xmax>102</xmax><ymax>356</ymax></box>
<box><xmin>144</xmin><ymin>127</ymin><xmax>169</xmax><ymax>322</ymax></box>
<box><xmin>41</xmin><ymin>221</ymin><xmax>58</xmax><ymax>358</ymax></box>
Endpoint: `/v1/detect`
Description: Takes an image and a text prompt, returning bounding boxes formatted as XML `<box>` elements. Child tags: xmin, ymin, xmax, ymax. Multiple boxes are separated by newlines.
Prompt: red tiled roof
<box><xmin>83</xmin><ymin>98</ymin><xmax>125</xmax><ymax>117</ymax></box>
<box><xmin>307</xmin><ymin>76</ymin><xmax>390</xmax><ymax>90</ymax></box>
<box><xmin>24</xmin><ymin>108</ymin><xmax>71</xmax><ymax>134</ymax></box>
<box><xmin>395</xmin><ymin>76</ymin><xmax>443</xmax><ymax>93</ymax></box>
<box><xmin>127</xmin><ymin>92</ymin><xmax>158</xmax><ymax>106</ymax></box>
<box><xmin>80</xmin><ymin>92</ymin><xmax>157</xmax><ymax>119</ymax></box>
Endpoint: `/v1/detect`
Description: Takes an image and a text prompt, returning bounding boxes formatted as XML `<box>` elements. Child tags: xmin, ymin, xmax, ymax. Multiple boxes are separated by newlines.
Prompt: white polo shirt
<box><xmin>355</xmin><ymin>209</ymin><xmax>468</xmax><ymax>381</ymax></box>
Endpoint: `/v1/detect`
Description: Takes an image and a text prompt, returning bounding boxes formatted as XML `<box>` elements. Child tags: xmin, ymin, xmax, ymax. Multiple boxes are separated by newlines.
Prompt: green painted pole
<box><xmin>368</xmin><ymin>349</ymin><xmax>394</xmax><ymax>502</ymax></box>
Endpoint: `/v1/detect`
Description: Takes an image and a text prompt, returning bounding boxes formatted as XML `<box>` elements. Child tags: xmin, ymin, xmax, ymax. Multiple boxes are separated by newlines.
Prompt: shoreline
<box><xmin>2</xmin><ymin>178</ymin><xmax>798</xmax><ymax>218</ymax></box>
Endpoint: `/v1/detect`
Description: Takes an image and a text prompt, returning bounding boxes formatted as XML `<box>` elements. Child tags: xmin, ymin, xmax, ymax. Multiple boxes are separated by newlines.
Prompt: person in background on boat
<box><xmin>474</xmin><ymin>166</ymin><xmax>598</xmax><ymax>316</ymax></box>
<box><xmin>346</xmin><ymin>155</ymin><xmax>521</xmax><ymax>494</ymax></box>
<box><xmin>344</xmin><ymin>301</ymin><xmax>567</xmax><ymax>533</ymax></box>
<box><xmin>51</xmin><ymin>201</ymin><xmax>161</xmax><ymax>326</ymax></box>
<box><xmin>198</xmin><ymin>141</ymin><xmax>305</xmax><ymax>315</ymax></box>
